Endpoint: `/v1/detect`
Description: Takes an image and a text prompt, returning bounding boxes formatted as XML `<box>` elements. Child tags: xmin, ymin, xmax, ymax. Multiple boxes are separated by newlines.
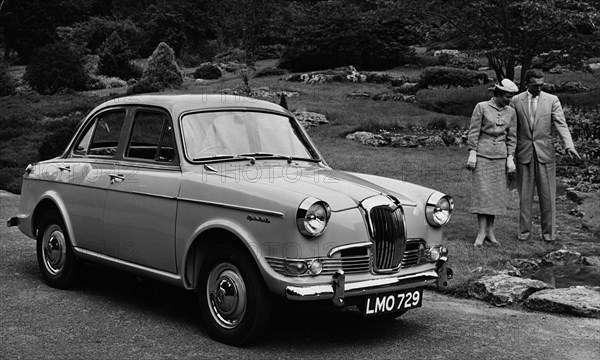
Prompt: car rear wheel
<box><xmin>36</xmin><ymin>212</ymin><xmax>79</xmax><ymax>289</ymax></box>
<box><xmin>198</xmin><ymin>244</ymin><xmax>271</xmax><ymax>346</ymax></box>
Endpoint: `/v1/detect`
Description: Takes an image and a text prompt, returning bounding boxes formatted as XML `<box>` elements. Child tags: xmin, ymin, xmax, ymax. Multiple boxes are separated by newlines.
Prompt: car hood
<box><xmin>185</xmin><ymin>162</ymin><xmax>428</xmax><ymax>211</ymax></box>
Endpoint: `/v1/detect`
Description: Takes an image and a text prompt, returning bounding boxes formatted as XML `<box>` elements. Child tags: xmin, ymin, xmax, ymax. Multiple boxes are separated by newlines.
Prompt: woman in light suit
<box><xmin>466</xmin><ymin>79</ymin><xmax>518</xmax><ymax>247</ymax></box>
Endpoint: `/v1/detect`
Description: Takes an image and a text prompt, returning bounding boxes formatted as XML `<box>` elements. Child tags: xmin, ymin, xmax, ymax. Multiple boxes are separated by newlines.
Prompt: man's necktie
<box><xmin>529</xmin><ymin>97</ymin><xmax>537</xmax><ymax>127</ymax></box>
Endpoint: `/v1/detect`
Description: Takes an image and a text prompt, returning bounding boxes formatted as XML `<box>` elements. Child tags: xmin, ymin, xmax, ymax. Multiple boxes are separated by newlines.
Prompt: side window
<box><xmin>126</xmin><ymin>111</ymin><xmax>175</xmax><ymax>162</ymax></box>
<box><xmin>73</xmin><ymin>111</ymin><xmax>126</xmax><ymax>157</ymax></box>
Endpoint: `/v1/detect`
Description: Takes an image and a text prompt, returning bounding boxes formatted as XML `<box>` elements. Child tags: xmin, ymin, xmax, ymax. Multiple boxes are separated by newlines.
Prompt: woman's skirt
<box><xmin>470</xmin><ymin>156</ymin><xmax>507</xmax><ymax>215</ymax></box>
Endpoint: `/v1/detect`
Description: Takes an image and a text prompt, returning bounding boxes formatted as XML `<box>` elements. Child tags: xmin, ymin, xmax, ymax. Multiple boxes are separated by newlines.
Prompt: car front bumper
<box><xmin>7</xmin><ymin>216</ymin><xmax>20</xmax><ymax>227</ymax></box>
<box><xmin>286</xmin><ymin>261</ymin><xmax>452</xmax><ymax>306</ymax></box>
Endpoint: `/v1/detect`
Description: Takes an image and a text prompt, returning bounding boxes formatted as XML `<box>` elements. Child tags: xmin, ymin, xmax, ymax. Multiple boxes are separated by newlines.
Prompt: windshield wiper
<box><xmin>237</xmin><ymin>152</ymin><xmax>321</xmax><ymax>164</ymax></box>
<box><xmin>192</xmin><ymin>154</ymin><xmax>256</xmax><ymax>164</ymax></box>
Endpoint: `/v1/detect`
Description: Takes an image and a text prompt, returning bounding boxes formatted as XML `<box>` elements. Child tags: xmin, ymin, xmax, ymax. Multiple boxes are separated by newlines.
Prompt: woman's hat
<box><xmin>495</xmin><ymin>79</ymin><xmax>519</xmax><ymax>93</ymax></box>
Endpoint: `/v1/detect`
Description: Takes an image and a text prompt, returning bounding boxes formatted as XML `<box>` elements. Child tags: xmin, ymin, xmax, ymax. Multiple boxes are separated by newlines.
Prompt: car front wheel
<box><xmin>36</xmin><ymin>212</ymin><xmax>80</xmax><ymax>289</ymax></box>
<box><xmin>198</xmin><ymin>244</ymin><xmax>271</xmax><ymax>346</ymax></box>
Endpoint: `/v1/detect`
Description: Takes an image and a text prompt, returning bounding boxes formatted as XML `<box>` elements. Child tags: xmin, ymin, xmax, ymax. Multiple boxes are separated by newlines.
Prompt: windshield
<box><xmin>181</xmin><ymin>111</ymin><xmax>315</xmax><ymax>161</ymax></box>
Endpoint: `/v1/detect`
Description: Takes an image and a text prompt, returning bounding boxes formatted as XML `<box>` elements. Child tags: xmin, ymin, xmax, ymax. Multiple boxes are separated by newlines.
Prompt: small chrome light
<box><xmin>309</xmin><ymin>259</ymin><xmax>323</xmax><ymax>275</ymax></box>
<box><xmin>285</xmin><ymin>261</ymin><xmax>308</xmax><ymax>276</ymax></box>
<box><xmin>426</xmin><ymin>192</ymin><xmax>454</xmax><ymax>227</ymax></box>
<box><xmin>429</xmin><ymin>247</ymin><xmax>441</xmax><ymax>261</ymax></box>
<box><xmin>297</xmin><ymin>197</ymin><xmax>331</xmax><ymax>237</ymax></box>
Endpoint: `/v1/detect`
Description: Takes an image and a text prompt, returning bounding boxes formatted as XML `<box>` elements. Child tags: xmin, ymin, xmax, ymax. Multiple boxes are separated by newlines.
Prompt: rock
<box><xmin>559</xmin><ymin>81</ymin><xmax>590</xmax><ymax>93</ymax></box>
<box><xmin>582</xmin><ymin>256</ymin><xmax>600</xmax><ymax>267</ymax></box>
<box><xmin>566</xmin><ymin>189</ymin><xmax>585</xmax><ymax>204</ymax></box>
<box><xmin>345</xmin><ymin>131</ymin><xmax>387</xmax><ymax>147</ymax></box>
<box><xmin>510</xmin><ymin>258</ymin><xmax>543</xmax><ymax>272</ymax></box>
<box><xmin>294</xmin><ymin>111</ymin><xmax>329</xmax><ymax>129</ymax></box>
<box><xmin>424</xmin><ymin>135</ymin><xmax>446</xmax><ymax>147</ymax></box>
<box><xmin>347</xmin><ymin>92</ymin><xmax>371</xmax><ymax>98</ymax></box>
<box><xmin>396</xmin><ymin>82</ymin><xmax>419</xmax><ymax>94</ymax></box>
<box><xmin>542</xmin><ymin>249</ymin><xmax>582</xmax><ymax>266</ymax></box>
<box><xmin>468</xmin><ymin>274</ymin><xmax>553</xmax><ymax>307</ymax></box>
<box><xmin>390</xmin><ymin>136</ymin><xmax>418</xmax><ymax>148</ymax></box>
<box><xmin>541</xmin><ymin>83</ymin><xmax>556</xmax><ymax>93</ymax></box>
<box><xmin>548</xmin><ymin>65</ymin><xmax>565</xmax><ymax>74</ymax></box>
<box><xmin>503</xmin><ymin>262</ymin><xmax>522</xmax><ymax>277</ymax></box>
<box><xmin>568</xmin><ymin>208</ymin><xmax>585</xmax><ymax>217</ymax></box>
<box><xmin>525</xmin><ymin>286</ymin><xmax>600</xmax><ymax>318</ymax></box>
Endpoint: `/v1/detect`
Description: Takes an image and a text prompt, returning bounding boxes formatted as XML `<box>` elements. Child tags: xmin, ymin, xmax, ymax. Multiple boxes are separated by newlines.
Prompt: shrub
<box><xmin>254</xmin><ymin>67</ymin><xmax>288</xmax><ymax>78</ymax></box>
<box><xmin>126</xmin><ymin>78</ymin><xmax>160</xmax><ymax>95</ymax></box>
<box><xmin>136</xmin><ymin>42</ymin><xmax>183</xmax><ymax>91</ymax></box>
<box><xmin>214</xmin><ymin>48</ymin><xmax>248</xmax><ymax>63</ymax></box>
<box><xmin>364</xmin><ymin>73</ymin><xmax>407</xmax><ymax>86</ymax></box>
<box><xmin>418</xmin><ymin>66</ymin><xmax>490</xmax><ymax>88</ymax></box>
<box><xmin>98</xmin><ymin>31</ymin><xmax>137</xmax><ymax>80</ymax></box>
<box><xmin>37</xmin><ymin>113</ymin><xmax>82</xmax><ymax>161</ymax></box>
<box><xmin>426</xmin><ymin>117</ymin><xmax>449</xmax><ymax>130</ymax></box>
<box><xmin>193</xmin><ymin>64</ymin><xmax>222</xmax><ymax>80</ymax></box>
<box><xmin>0</xmin><ymin>60</ymin><xmax>16</xmax><ymax>96</ymax></box>
<box><xmin>38</xmin><ymin>124</ymin><xmax>77</xmax><ymax>160</ymax></box>
<box><xmin>24</xmin><ymin>42</ymin><xmax>89</xmax><ymax>94</ymax></box>
<box><xmin>256</xmin><ymin>45</ymin><xmax>284</xmax><ymax>60</ymax></box>
<box><xmin>445</xmin><ymin>56</ymin><xmax>482</xmax><ymax>70</ymax></box>
<box><xmin>82</xmin><ymin>55</ymin><xmax>100</xmax><ymax>76</ymax></box>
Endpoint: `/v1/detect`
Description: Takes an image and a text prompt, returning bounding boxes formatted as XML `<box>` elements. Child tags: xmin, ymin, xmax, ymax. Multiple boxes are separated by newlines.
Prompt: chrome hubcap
<box><xmin>42</xmin><ymin>225</ymin><xmax>66</xmax><ymax>276</ymax></box>
<box><xmin>207</xmin><ymin>263</ymin><xmax>247</xmax><ymax>329</ymax></box>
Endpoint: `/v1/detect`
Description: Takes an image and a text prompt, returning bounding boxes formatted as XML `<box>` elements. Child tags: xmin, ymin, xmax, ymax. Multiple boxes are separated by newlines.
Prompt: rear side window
<box><xmin>73</xmin><ymin>111</ymin><xmax>126</xmax><ymax>157</ymax></box>
<box><xmin>126</xmin><ymin>111</ymin><xmax>175</xmax><ymax>162</ymax></box>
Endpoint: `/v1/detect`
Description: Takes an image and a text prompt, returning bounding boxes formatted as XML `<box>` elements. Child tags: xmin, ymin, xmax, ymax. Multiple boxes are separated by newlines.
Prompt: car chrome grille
<box><xmin>401</xmin><ymin>239</ymin><xmax>427</xmax><ymax>268</ymax></box>
<box><xmin>370</xmin><ymin>206</ymin><xmax>406</xmax><ymax>272</ymax></box>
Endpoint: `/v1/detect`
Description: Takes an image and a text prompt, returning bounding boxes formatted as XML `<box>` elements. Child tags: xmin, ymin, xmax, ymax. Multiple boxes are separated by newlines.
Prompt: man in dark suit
<box><xmin>510</xmin><ymin>69</ymin><xmax>580</xmax><ymax>242</ymax></box>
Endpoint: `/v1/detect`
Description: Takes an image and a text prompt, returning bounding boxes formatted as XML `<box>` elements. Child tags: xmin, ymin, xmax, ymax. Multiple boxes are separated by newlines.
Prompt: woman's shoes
<box><xmin>473</xmin><ymin>234</ymin><xmax>485</xmax><ymax>247</ymax></box>
<box><xmin>485</xmin><ymin>236</ymin><xmax>500</xmax><ymax>246</ymax></box>
<box><xmin>474</xmin><ymin>234</ymin><xmax>500</xmax><ymax>247</ymax></box>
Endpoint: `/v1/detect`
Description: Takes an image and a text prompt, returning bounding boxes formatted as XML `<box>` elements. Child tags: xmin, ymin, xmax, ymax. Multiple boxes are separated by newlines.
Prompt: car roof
<box><xmin>91</xmin><ymin>94</ymin><xmax>290</xmax><ymax>117</ymax></box>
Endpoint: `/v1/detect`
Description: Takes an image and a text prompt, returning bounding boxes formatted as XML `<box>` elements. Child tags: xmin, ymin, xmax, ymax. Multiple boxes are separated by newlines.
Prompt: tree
<box><xmin>98</xmin><ymin>31</ymin><xmax>136</xmax><ymax>80</ymax></box>
<box><xmin>24</xmin><ymin>42</ymin><xmax>88</xmax><ymax>94</ymax></box>
<box><xmin>139</xmin><ymin>42</ymin><xmax>183</xmax><ymax>90</ymax></box>
<box><xmin>1</xmin><ymin>0</ymin><xmax>93</xmax><ymax>63</ymax></box>
<box><xmin>278</xmin><ymin>0</ymin><xmax>417</xmax><ymax>71</ymax></box>
<box><xmin>410</xmin><ymin>0</ymin><xmax>600</xmax><ymax>85</ymax></box>
<box><xmin>57</xmin><ymin>17</ymin><xmax>142</xmax><ymax>57</ymax></box>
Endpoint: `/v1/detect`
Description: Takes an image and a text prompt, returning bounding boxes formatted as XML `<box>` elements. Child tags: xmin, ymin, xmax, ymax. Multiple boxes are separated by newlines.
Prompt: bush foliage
<box><xmin>24</xmin><ymin>43</ymin><xmax>89</xmax><ymax>94</ymax></box>
<box><xmin>131</xmin><ymin>42</ymin><xmax>183</xmax><ymax>93</ymax></box>
<box><xmin>418</xmin><ymin>66</ymin><xmax>490</xmax><ymax>89</ymax></box>
<box><xmin>254</xmin><ymin>66</ymin><xmax>288</xmax><ymax>78</ymax></box>
<box><xmin>98</xmin><ymin>31</ymin><xmax>137</xmax><ymax>80</ymax></box>
<box><xmin>193</xmin><ymin>64</ymin><xmax>222</xmax><ymax>80</ymax></box>
<box><xmin>0</xmin><ymin>60</ymin><xmax>16</xmax><ymax>96</ymax></box>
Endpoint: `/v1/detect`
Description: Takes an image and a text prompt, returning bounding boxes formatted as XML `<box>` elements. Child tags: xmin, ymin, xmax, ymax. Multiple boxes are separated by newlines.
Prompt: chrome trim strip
<box><xmin>73</xmin><ymin>247</ymin><xmax>181</xmax><ymax>281</ymax></box>
<box><xmin>327</xmin><ymin>242</ymin><xmax>373</xmax><ymax>257</ymax></box>
<box><xmin>62</xmin><ymin>158</ymin><xmax>181</xmax><ymax>171</ymax></box>
<box><xmin>285</xmin><ymin>270</ymin><xmax>438</xmax><ymax>301</ymax></box>
<box><xmin>178</xmin><ymin>197</ymin><xmax>284</xmax><ymax>217</ymax></box>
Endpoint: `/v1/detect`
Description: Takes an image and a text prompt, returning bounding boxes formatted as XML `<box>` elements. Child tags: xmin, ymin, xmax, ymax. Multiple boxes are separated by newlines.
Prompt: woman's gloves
<box><xmin>507</xmin><ymin>155</ymin><xmax>516</xmax><ymax>180</ymax></box>
<box><xmin>466</xmin><ymin>150</ymin><xmax>477</xmax><ymax>170</ymax></box>
<box><xmin>506</xmin><ymin>155</ymin><xmax>516</xmax><ymax>173</ymax></box>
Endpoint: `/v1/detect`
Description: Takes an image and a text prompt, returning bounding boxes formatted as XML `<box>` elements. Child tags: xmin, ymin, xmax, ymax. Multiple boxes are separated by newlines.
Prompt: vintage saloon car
<box><xmin>8</xmin><ymin>94</ymin><xmax>453</xmax><ymax>345</ymax></box>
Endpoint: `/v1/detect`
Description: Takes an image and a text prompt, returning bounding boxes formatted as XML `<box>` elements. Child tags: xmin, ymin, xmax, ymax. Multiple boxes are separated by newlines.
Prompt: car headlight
<box><xmin>426</xmin><ymin>192</ymin><xmax>454</xmax><ymax>227</ymax></box>
<box><xmin>296</xmin><ymin>197</ymin><xmax>331</xmax><ymax>237</ymax></box>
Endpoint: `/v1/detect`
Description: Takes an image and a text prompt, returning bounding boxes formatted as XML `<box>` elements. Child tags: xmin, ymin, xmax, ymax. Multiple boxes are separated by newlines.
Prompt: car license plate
<box><xmin>363</xmin><ymin>288</ymin><xmax>423</xmax><ymax>315</ymax></box>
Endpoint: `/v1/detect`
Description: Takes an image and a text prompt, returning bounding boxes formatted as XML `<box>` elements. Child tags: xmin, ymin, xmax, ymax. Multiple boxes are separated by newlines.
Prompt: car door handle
<box><xmin>58</xmin><ymin>166</ymin><xmax>71</xmax><ymax>172</ymax></box>
<box><xmin>109</xmin><ymin>174</ymin><xmax>125</xmax><ymax>184</ymax></box>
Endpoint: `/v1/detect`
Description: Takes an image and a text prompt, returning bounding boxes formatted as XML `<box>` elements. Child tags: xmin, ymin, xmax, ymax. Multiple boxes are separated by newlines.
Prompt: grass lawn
<box><xmin>1</xmin><ymin>63</ymin><xmax>597</xmax><ymax>295</ymax></box>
